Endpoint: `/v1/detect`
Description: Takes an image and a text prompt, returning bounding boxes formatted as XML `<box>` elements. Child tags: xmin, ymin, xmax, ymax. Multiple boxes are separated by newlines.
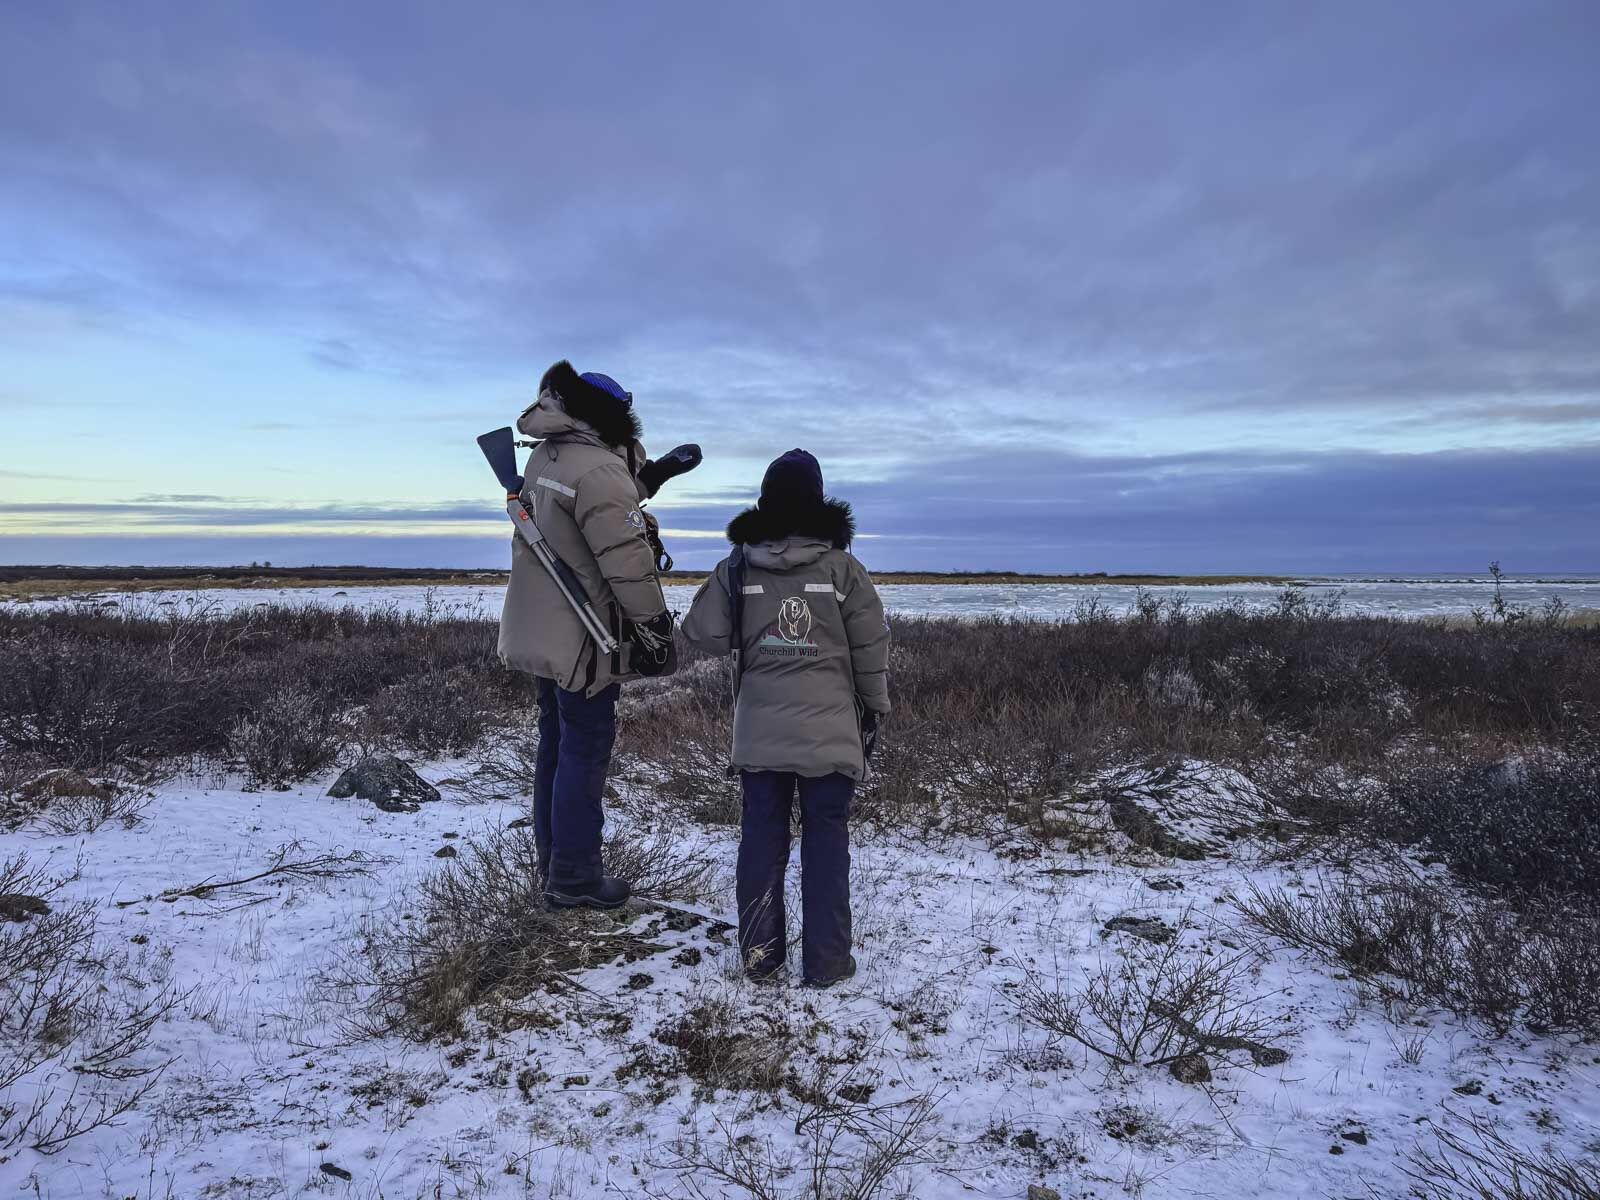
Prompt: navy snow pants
<box><xmin>533</xmin><ymin>677</ymin><xmax>620</xmax><ymax>889</ymax></box>
<box><xmin>737</xmin><ymin>769</ymin><xmax>854</xmax><ymax>982</ymax></box>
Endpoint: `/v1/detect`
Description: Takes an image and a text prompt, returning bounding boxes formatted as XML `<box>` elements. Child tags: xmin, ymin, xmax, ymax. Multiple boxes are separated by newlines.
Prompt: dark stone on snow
<box><xmin>1168</xmin><ymin>1054</ymin><xmax>1212</xmax><ymax>1084</ymax></box>
<box><xmin>1109</xmin><ymin>799</ymin><xmax>1207</xmax><ymax>860</ymax></box>
<box><xmin>434</xmin><ymin>846</ymin><xmax>457</xmax><ymax>858</ymax></box>
<box><xmin>0</xmin><ymin>894</ymin><xmax>50</xmax><ymax>923</ymax></box>
<box><xmin>1027</xmin><ymin>1188</ymin><xmax>1062</xmax><ymax>1200</ymax></box>
<box><xmin>506</xmin><ymin>816</ymin><xmax>533</xmax><ymax>830</ymax></box>
<box><xmin>327</xmin><ymin>754</ymin><xmax>440</xmax><ymax>813</ymax></box>
<box><xmin>1102</xmin><ymin>915</ymin><xmax>1176</xmax><ymax>944</ymax></box>
<box><xmin>19</xmin><ymin>769</ymin><xmax>115</xmax><ymax>803</ymax></box>
<box><xmin>1012</xmin><ymin>1128</ymin><xmax>1040</xmax><ymax>1150</ymax></box>
<box><xmin>1341</xmin><ymin>1128</ymin><xmax>1368</xmax><ymax>1145</ymax></box>
<box><xmin>319</xmin><ymin>1163</ymin><xmax>353</xmax><ymax>1181</ymax></box>
<box><xmin>1453</xmin><ymin>1080</ymin><xmax>1483</xmax><ymax>1096</ymax></box>
<box><xmin>1250</xmin><ymin>1045</ymin><xmax>1291</xmax><ymax>1067</ymax></box>
<box><xmin>1146</xmin><ymin>877</ymin><xmax>1185</xmax><ymax>891</ymax></box>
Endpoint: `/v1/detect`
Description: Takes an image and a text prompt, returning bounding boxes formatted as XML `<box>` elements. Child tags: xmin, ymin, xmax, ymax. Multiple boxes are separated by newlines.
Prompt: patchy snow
<box><xmin>4</xmin><ymin>769</ymin><xmax>1596</xmax><ymax>1198</ymax></box>
<box><xmin>9</xmin><ymin>574</ymin><xmax>1600</xmax><ymax>622</ymax></box>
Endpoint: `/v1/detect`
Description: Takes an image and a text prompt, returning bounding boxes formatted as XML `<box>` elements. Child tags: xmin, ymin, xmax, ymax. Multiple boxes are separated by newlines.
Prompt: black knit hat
<box><xmin>759</xmin><ymin>449</ymin><xmax>824</xmax><ymax>510</ymax></box>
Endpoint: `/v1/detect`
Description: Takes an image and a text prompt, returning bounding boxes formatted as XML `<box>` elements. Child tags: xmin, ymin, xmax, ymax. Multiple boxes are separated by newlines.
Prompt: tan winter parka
<box><xmin>497</xmin><ymin>376</ymin><xmax>667</xmax><ymax>696</ymax></box>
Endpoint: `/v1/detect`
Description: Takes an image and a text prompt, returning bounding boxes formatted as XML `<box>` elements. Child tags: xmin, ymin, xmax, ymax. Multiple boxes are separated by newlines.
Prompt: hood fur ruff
<box><xmin>727</xmin><ymin>496</ymin><xmax>855</xmax><ymax>549</ymax></box>
<box><xmin>537</xmin><ymin>360</ymin><xmax>643</xmax><ymax>447</ymax></box>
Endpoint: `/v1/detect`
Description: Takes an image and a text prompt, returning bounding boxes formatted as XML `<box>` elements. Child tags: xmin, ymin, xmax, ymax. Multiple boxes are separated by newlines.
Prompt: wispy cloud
<box><xmin>1</xmin><ymin>2</ymin><xmax>1596</xmax><ymax>567</ymax></box>
<box><xmin>0</xmin><ymin>496</ymin><xmax>505</xmax><ymax>537</ymax></box>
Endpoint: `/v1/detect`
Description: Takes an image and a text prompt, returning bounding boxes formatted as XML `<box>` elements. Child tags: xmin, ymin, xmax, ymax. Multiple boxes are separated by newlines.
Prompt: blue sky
<box><xmin>2</xmin><ymin>1</ymin><xmax>1597</xmax><ymax>572</ymax></box>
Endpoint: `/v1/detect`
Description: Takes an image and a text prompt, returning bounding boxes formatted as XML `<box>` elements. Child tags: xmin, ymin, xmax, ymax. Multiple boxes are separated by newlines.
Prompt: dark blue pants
<box><xmin>737</xmin><ymin>770</ymin><xmax>853</xmax><ymax>982</ymax></box>
<box><xmin>533</xmin><ymin>677</ymin><xmax>620</xmax><ymax>889</ymax></box>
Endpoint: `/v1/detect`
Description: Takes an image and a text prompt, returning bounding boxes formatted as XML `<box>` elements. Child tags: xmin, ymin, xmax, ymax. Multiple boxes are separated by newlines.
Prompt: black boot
<box><xmin>544</xmin><ymin>875</ymin><xmax>632</xmax><ymax>911</ymax></box>
<box><xmin>803</xmin><ymin>955</ymin><xmax>856</xmax><ymax>989</ymax></box>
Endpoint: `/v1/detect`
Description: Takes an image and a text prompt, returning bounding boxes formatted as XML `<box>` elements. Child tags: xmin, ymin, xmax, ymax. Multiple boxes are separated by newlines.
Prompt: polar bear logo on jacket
<box><xmin>777</xmin><ymin>595</ymin><xmax>813</xmax><ymax>644</ymax></box>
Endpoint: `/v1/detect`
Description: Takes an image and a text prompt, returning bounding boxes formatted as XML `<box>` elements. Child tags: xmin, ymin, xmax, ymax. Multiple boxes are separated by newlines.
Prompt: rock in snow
<box><xmin>0</xmin><ymin>893</ymin><xmax>50</xmax><ymax>922</ymax></box>
<box><xmin>1102</xmin><ymin>914</ymin><xmax>1177</xmax><ymax>943</ymax></box>
<box><xmin>1169</xmin><ymin>1054</ymin><xmax>1213</xmax><ymax>1084</ymax></box>
<box><xmin>327</xmin><ymin>754</ymin><xmax>440</xmax><ymax>813</ymax></box>
<box><xmin>19</xmin><ymin>769</ymin><xmax>116</xmax><ymax>803</ymax></box>
<box><xmin>1108</xmin><ymin>798</ymin><xmax>1208</xmax><ymax>860</ymax></box>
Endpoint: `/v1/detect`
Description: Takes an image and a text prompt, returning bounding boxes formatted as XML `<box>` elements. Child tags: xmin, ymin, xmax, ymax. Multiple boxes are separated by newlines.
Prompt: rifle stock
<box><xmin>482</xmin><ymin>427</ymin><xmax>619</xmax><ymax>656</ymax></box>
<box><xmin>477</xmin><ymin>427</ymin><xmax>524</xmax><ymax>495</ymax></box>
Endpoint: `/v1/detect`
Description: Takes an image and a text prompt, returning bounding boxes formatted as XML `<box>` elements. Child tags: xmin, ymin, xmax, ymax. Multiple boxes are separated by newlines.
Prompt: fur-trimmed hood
<box><xmin>726</xmin><ymin>496</ymin><xmax>855</xmax><ymax>550</ymax></box>
<box><xmin>517</xmin><ymin>360</ymin><xmax>643</xmax><ymax>448</ymax></box>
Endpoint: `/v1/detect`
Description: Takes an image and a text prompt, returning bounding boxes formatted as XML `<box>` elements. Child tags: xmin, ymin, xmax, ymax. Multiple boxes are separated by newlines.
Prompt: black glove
<box><xmin>638</xmin><ymin>443</ymin><xmax>703</xmax><ymax>498</ymax></box>
<box><xmin>629</xmin><ymin>611</ymin><xmax>675</xmax><ymax>676</ymax></box>
<box><xmin>861</xmin><ymin>710</ymin><xmax>882</xmax><ymax>759</ymax></box>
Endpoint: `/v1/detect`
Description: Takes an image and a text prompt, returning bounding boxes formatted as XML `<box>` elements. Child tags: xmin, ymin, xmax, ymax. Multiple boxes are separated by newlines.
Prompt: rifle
<box><xmin>727</xmin><ymin>544</ymin><xmax>747</xmax><ymax>698</ymax></box>
<box><xmin>477</xmin><ymin>426</ymin><xmax>620</xmax><ymax>656</ymax></box>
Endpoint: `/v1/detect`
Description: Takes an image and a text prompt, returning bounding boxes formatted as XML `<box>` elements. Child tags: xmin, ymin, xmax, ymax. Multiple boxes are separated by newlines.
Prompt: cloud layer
<box><xmin>1</xmin><ymin>2</ymin><xmax>1597</xmax><ymax>568</ymax></box>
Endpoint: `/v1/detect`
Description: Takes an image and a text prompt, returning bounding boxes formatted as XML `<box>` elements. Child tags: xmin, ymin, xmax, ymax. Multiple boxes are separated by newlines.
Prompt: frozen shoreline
<box><xmin>9</xmin><ymin>574</ymin><xmax>1600</xmax><ymax>621</ymax></box>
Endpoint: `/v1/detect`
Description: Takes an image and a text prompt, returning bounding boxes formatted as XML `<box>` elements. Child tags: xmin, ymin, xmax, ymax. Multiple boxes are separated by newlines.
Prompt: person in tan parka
<box><xmin>498</xmin><ymin>360</ymin><xmax>693</xmax><ymax>910</ymax></box>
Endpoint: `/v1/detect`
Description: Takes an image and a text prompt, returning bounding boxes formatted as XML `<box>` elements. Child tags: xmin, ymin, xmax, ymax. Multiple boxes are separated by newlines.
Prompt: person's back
<box><xmin>683</xmin><ymin>449</ymin><xmax>890</xmax><ymax>986</ymax></box>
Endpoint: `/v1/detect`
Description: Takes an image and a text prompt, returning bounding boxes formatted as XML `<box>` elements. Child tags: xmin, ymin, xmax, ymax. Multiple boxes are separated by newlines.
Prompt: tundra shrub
<box><xmin>370</xmin><ymin>666</ymin><xmax>495</xmax><ymax>758</ymax></box>
<box><xmin>227</xmin><ymin>692</ymin><xmax>341</xmax><ymax>785</ymax></box>
<box><xmin>0</xmin><ymin>632</ymin><xmax>202</xmax><ymax>765</ymax></box>
<box><xmin>1387</xmin><ymin>747</ymin><xmax>1600</xmax><ymax>899</ymax></box>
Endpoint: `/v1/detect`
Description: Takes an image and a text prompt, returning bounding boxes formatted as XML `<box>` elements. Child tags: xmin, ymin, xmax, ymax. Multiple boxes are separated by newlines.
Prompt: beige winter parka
<box><xmin>496</xmin><ymin>363</ymin><xmax>668</xmax><ymax>696</ymax></box>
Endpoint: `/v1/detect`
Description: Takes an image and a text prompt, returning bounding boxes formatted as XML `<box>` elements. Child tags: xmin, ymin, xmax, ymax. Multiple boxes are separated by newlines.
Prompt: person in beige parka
<box><xmin>498</xmin><ymin>360</ymin><xmax>696</xmax><ymax>910</ymax></box>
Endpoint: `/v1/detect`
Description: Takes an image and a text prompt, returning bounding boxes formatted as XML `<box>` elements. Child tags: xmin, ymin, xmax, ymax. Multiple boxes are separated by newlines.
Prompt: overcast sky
<box><xmin>2</xmin><ymin>1</ymin><xmax>1596</xmax><ymax>572</ymax></box>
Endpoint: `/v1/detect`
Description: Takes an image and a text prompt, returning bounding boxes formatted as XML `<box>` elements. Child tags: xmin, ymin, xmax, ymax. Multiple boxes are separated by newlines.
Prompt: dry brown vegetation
<box><xmin>1</xmin><ymin>854</ymin><xmax>181</xmax><ymax>1154</ymax></box>
<box><xmin>349</xmin><ymin>823</ymin><xmax>714</xmax><ymax>1040</ymax></box>
<box><xmin>6</xmin><ymin>592</ymin><xmax>1598</xmax><ymax>1051</ymax></box>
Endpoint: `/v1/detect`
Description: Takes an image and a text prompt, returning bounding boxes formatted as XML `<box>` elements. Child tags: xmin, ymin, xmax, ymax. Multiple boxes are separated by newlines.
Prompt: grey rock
<box><xmin>1146</xmin><ymin>876</ymin><xmax>1185</xmax><ymax>891</ymax></box>
<box><xmin>327</xmin><ymin>754</ymin><xmax>440</xmax><ymax>813</ymax></box>
<box><xmin>1109</xmin><ymin>799</ymin><xmax>1207</xmax><ymax>860</ymax></box>
<box><xmin>1102</xmin><ymin>915</ymin><xmax>1176</xmax><ymax>943</ymax></box>
<box><xmin>0</xmin><ymin>894</ymin><xmax>50</xmax><ymax>923</ymax></box>
<box><xmin>319</xmin><ymin>1163</ymin><xmax>353</xmax><ymax>1181</ymax></box>
<box><xmin>1168</xmin><ymin>1054</ymin><xmax>1212</xmax><ymax>1084</ymax></box>
<box><xmin>19</xmin><ymin>769</ymin><xmax>115</xmax><ymax>803</ymax></box>
<box><xmin>1027</xmin><ymin>1188</ymin><xmax>1062</xmax><ymax>1200</ymax></box>
<box><xmin>434</xmin><ymin>845</ymin><xmax>458</xmax><ymax>859</ymax></box>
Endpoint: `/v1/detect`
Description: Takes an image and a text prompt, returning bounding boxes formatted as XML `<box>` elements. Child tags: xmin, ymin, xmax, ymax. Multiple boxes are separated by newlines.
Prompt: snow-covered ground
<box><xmin>11</xmin><ymin>574</ymin><xmax>1600</xmax><ymax>621</ymax></box>
<box><xmin>4</xmin><ymin>769</ymin><xmax>1595</xmax><ymax>1198</ymax></box>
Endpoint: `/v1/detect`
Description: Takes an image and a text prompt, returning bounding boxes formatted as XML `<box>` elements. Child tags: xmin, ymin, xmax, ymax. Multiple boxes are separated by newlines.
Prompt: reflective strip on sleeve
<box><xmin>741</xmin><ymin>584</ymin><xmax>765</xmax><ymax>595</ymax></box>
<box><xmin>535</xmin><ymin>476</ymin><xmax>576</xmax><ymax>497</ymax></box>
<box><xmin>803</xmin><ymin>582</ymin><xmax>848</xmax><ymax>601</ymax></box>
